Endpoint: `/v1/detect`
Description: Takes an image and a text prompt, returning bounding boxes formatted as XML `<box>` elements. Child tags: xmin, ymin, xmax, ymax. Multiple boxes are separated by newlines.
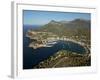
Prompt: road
<box><xmin>52</xmin><ymin>57</ymin><xmax>68</xmax><ymax>67</ymax></box>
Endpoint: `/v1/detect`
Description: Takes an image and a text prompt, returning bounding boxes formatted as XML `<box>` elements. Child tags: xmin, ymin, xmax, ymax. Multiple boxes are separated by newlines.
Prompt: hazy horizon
<box><xmin>23</xmin><ymin>10</ymin><xmax>91</xmax><ymax>25</ymax></box>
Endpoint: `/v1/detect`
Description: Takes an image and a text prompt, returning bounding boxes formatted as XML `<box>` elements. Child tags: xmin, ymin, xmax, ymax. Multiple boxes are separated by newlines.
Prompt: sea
<box><xmin>23</xmin><ymin>25</ymin><xmax>86</xmax><ymax>69</ymax></box>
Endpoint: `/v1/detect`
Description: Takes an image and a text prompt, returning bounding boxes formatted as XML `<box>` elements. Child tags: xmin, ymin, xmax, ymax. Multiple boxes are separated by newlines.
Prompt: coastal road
<box><xmin>52</xmin><ymin>57</ymin><xmax>68</xmax><ymax>68</ymax></box>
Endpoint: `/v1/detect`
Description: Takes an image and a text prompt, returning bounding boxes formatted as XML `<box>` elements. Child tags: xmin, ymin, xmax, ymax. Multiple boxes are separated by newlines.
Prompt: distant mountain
<box><xmin>36</xmin><ymin>19</ymin><xmax>90</xmax><ymax>37</ymax></box>
<box><xmin>70</xmin><ymin>19</ymin><xmax>90</xmax><ymax>29</ymax></box>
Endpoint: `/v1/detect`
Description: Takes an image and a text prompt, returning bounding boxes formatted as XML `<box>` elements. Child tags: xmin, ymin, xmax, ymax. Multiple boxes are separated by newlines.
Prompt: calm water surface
<box><xmin>23</xmin><ymin>25</ymin><xmax>86</xmax><ymax>69</ymax></box>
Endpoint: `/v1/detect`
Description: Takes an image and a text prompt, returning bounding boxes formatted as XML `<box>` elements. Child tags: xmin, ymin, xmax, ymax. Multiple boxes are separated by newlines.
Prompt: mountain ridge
<box><xmin>36</xmin><ymin>19</ymin><xmax>90</xmax><ymax>36</ymax></box>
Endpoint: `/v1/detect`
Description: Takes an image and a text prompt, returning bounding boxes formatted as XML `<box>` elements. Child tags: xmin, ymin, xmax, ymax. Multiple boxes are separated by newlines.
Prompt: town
<box><xmin>26</xmin><ymin>30</ymin><xmax>90</xmax><ymax>54</ymax></box>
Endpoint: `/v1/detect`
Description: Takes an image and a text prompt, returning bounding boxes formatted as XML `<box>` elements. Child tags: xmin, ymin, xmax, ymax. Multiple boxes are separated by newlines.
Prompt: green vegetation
<box><xmin>33</xmin><ymin>50</ymin><xmax>91</xmax><ymax>68</ymax></box>
<box><xmin>32</xmin><ymin>19</ymin><xmax>90</xmax><ymax>45</ymax></box>
<box><xmin>27</xmin><ymin>19</ymin><xmax>91</xmax><ymax>68</ymax></box>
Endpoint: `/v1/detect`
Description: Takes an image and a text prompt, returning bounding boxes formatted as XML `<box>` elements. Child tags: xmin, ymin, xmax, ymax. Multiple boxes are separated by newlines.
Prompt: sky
<box><xmin>23</xmin><ymin>10</ymin><xmax>91</xmax><ymax>25</ymax></box>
